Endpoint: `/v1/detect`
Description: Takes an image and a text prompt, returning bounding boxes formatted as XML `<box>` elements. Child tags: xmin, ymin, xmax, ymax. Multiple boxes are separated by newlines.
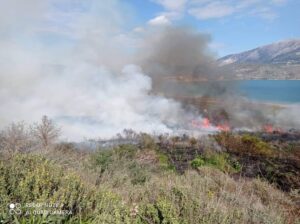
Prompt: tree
<box><xmin>0</xmin><ymin>122</ymin><xmax>32</xmax><ymax>154</ymax></box>
<box><xmin>32</xmin><ymin>115</ymin><xmax>60</xmax><ymax>147</ymax></box>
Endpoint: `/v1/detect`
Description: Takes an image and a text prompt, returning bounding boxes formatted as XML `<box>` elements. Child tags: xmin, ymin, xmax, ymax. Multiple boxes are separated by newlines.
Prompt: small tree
<box><xmin>32</xmin><ymin>116</ymin><xmax>60</xmax><ymax>147</ymax></box>
<box><xmin>0</xmin><ymin>122</ymin><xmax>32</xmax><ymax>154</ymax></box>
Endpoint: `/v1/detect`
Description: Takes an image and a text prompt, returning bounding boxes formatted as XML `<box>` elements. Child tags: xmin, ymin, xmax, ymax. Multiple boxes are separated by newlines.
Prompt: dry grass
<box><xmin>83</xmin><ymin>144</ymin><xmax>299</xmax><ymax>223</ymax></box>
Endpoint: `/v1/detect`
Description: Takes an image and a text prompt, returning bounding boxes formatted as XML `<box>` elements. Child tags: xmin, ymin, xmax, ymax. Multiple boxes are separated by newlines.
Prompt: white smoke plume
<box><xmin>0</xmin><ymin>0</ymin><xmax>208</xmax><ymax>141</ymax></box>
<box><xmin>2</xmin><ymin>0</ymin><xmax>296</xmax><ymax>141</ymax></box>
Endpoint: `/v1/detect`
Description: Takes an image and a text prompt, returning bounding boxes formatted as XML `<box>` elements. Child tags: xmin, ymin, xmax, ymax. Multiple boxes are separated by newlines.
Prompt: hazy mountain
<box><xmin>218</xmin><ymin>40</ymin><xmax>300</xmax><ymax>80</ymax></box>
<box><xmin>219</xmin><ymin>39</ymin><xmax>300</xmax><ymax>65</ymax></box>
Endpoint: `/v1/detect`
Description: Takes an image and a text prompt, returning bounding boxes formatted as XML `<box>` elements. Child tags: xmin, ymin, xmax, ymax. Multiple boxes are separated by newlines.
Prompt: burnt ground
<box><xmin>230</xmin><ymin>154</ymin><xmax>300</xmax><ymax>191</ymax></box>
<box><xmin>156</xmin><ymin>131</ymin><xmax>300</xmax><ymax>193</ymax></box>
<box><xmin>214</xmin><ymin>131</ymin><xmax>300</xmax><ymax>192</ymax></box>
<box><xmin>158</xmin><ymin>142</ymin><xmax>204</xmax><ymax>173</ymax></box>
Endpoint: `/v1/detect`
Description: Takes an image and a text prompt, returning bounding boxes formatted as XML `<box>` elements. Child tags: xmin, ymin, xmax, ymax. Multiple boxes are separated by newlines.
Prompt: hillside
<box><xmin>218</xmin><ymin>40</ymin><xmax>300</xmax><ymax>80</ymax></box>
<box><xmin>0</xmin><ymin>119</ymin><xmax>299</xmax><ymax>223</ymax></box>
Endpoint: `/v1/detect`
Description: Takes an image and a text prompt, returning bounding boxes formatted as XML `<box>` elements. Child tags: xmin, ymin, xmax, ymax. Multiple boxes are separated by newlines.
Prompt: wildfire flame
<box><xmin>191</xmin><ymin>118</ymin><xmax>230</xmax><ymax>132</ymax></box>
<box><xmin>216</xmin><ymin>123</ymin><xmax>230</xmax><ymax>132</ymax></box>
<box><xmin>263</xmin><ymin>124</ymin><xmax>282</xmax><ymax>133</ymax></box>
<box><xmin>202</xmin><ymin>118</ymin><xmax>211</xmax><ymax>128</ymax></box>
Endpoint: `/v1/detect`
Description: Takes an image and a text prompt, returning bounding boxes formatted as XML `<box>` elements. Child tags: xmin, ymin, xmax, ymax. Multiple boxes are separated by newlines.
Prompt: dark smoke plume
<box><xmin>137</xmin><ymin>27</ymin><xmax>300</xmax><ymax>130</ymax></box>
<box><xmin>139</xmin><ymin>27</ymin><xmax>226</xmax><ymax>81</ymax></box>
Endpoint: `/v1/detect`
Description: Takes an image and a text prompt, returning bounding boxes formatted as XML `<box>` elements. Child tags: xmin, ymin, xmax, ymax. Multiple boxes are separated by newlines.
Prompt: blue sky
<box><xmin>123</xmin><ymin>0</ymin><xmax>300</xmax><ymax>56</ymax></box>
<box><xmin>1</xmin><ymin>0</ymin><xmax>299</xmax><ymax>58</ymax></box>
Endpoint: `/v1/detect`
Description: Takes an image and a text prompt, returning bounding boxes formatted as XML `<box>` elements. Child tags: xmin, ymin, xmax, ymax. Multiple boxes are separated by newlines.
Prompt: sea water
<box><xmin>159</xmin><ymin>80</ymin><xmax>300</xmax><ymax>104</ymax></box>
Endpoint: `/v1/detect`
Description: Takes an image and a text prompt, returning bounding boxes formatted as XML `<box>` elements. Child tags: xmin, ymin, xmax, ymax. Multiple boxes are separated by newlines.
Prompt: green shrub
<box><xmin>92</xmin><ymin>144</ymin><xmax>138</xmax><ymax>173</ymax></box>
<box><xmin>191</xmin><ymin>157</ymin><xmax>205</xmax><ymax>169</ymax></box>
<box><xmin>0</xmin><ymin>143</ymin><xmax>295</xmax><ymax>224</ymax></box>
<box><xmin>139</xmin><ymin>199</ymin><xmax>180</xmax><ymax>224</ymax></box>
<box><xmin>0</xmin><ymin>154</ymin><xmax>133</xmax><ymax>223</ymax></box>
<box><xmin>231</xmin><ymin>159</ymin><xmax>242</xmax><ymax>172</ymax></box>
<box><xmin>190</xmin><ymin>153</ymin><xmax>240</xmax><ymax>173</ymax></box>
<box><xmin>157</xmin><ymin>152</ymin><xmax>176</xmax><ymax>171</ymax></box>
<box><xmin>128</xmin><ymin>162</ymin><xmax>149</xmax><ymax>185</ymax></box>
<box><xmin>241</xmin><ymin>134</ymin><xmax>273</xmax><ymax>156</ymax></box>
<box><xmin>215</xmin><ymin>133</ymin><xmax>274</xmax><ymax>157</ymax></box>
<box><xmin>114</xmin><ymin>144</ymin><xmax>138</xmax><ymax>159</ymax></box>
<box><xmin>93</xmin><ymin>149</ymin><xmax>113</xmax><ymax>173</ymax></box>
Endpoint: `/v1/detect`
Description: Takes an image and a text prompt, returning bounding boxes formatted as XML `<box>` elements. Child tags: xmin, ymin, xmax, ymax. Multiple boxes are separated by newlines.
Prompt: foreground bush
<box><xmin>0</xmin><ymin>148</ymin><xmax>298</xmax><ymax>223</ymax></box>
<box><xmin>190</xmin><ymin>152</ymin><xmax>241</xmax><ymax>173</ymax></box>
<box><xmin>0</xmin><ymin>154</ymin><xmax>133</xmax><ymax>223</ymax></box>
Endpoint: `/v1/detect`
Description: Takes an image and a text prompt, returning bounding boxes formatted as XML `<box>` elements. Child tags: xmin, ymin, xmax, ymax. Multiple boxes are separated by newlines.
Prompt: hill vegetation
<box><xmin>0</xmin><ymin>118</ymin><xmax>299</xmax><ymax>223</ymax></box>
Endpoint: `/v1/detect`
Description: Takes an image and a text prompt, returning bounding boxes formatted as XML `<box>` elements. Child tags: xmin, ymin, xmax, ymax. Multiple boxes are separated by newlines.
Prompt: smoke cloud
<box><xmin>138</xmin><ymin>27</ymin><xmax>229</xmax><ymax>84</ymax></box>
<box><xmin>136</xmin><ymin>26</ymin><xmax>300</xmax><ymax>130</ymax></box>
<box><xmin>0</xmin><ymin>0</ymin><xmax>209</xmax><ymax>141</ymax></box>
<box><xmin>0</xmin><ymin>0</ymin><xmax>298</xmax><ymax>141</ymax></box>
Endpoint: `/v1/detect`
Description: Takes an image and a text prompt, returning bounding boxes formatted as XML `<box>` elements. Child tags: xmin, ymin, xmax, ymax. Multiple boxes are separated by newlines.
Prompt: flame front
<box><xmin>263</xmin><ymin>124</ymin><xmax>282</xmax><ymax>133</ymax></box>
<box><xmin>191</xmin><ymin>118</ymin><xmax>230</xmax><ymax>132</ymax></box>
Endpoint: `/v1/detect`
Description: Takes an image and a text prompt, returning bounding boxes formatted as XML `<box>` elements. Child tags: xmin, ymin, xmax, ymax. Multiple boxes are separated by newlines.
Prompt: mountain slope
<box><xmin>219</xmin><ymin>39</ymin><xmax>300</xmax><ymax>65</ymax></box>
<box><xmin>218</xmin><ymin>40</ymin><xmax>300</xmax><ymax>80</ymax></box>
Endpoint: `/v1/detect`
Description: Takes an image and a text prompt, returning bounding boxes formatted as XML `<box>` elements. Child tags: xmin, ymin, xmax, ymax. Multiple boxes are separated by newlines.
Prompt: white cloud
<box><xmin>152</xmin><ymin>0</ymin><xmax>188</xmax><ymax>11</ymax></box>
<box><xmin>188</xmin><ymin>2</ymin><xmax>235</xmax><ymax>19</ymax></box>
<box><xmin>150</xmin><ymin>0</ymin><xmax>288</xmax><ymax>22</ymax></box>
<box><xmin>148</xmin><ymin>11</ymin><xmax>182</xmax><ymax>26</ymax></box>
<box><xmin>236</xmin><ymin>0</ymin><xmax>261</xmax><ymax>9</ymax></box>
<box><xmin>186</xmin><ymin>0</ymin><xmax>288</xmax><ymax>20</ymax></box>
<box><xmin>249</xmin><ymin>6</ymin><xmax>278</xmax><ymax>20</ymax></box>
<box><xmin>148</xmin><ymin>15</ymin><xmax>171</xmax><ymax>26</ymax></box>
<box><xmin>271</xmin><ymin>0</ymin><xmax>288</xmax><ymax>5</ymax></box>
<box><xmin>149</xmin><ymin>0</ymin><xmax>187</xmax><ymax>25</ymax></box>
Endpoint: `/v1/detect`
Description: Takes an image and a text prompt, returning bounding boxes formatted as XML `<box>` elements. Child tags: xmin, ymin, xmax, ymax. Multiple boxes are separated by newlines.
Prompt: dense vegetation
<box><xmin>0</xmin><ymin>118</ymin><xmax>299</xmax><ymax>223</ymax></box>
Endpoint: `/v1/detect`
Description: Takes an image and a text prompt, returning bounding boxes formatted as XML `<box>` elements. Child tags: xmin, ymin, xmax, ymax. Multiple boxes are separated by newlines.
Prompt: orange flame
<box><xmin>263</xmin><ymin>124</ymin><xmax>282</xmax><ymax>133</ymax></box>
<box><xmin>202</xmin><ymin>118</ymin><xmax>211</xmax><ymax>128</ymax></box>
<box><xmin>217</xmin><ymin>123</ymin><xmax>230</xmax><ymax>132</ymax></box>
<box><xmin>263</xmin><ymin>124</ymin><xmax>273</xmax><ymax>133</ymax></box>
<box><xmin>191</xmin><ymin>118</ymin><xmax>230</xmax><ymax>132</ymax></box>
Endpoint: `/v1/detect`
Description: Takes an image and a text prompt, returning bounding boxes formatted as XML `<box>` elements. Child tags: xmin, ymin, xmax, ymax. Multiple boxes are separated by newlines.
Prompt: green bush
<box><xmin>157</xmin><ymin>152</ymin><xmax>176</xmax><ymax>171</ymax></box>
<box><xmin>190</xmin><ymin>153</ymin><xmax>240</xmax><ymax>173</ymax></box>
<box><xmin>191</xmin><ymin>157</ymin><xmax>205</xmax><ymax>169</ymax></box>
<box><xmin>92</xmin><ymin>144</ymin><xmax>138</xmax><ymax>173</ymax></box>
<box><xmin>128</xmin><ymin>162</ymin><xmax>149</xmax><ymax>185</ymax></box>
<box><xmin>139</xmin><ymin>199</ymin><xmax>180</xmax><ymax>224</ymax></box>
<box><xmin>0</xmin><ymin>154</ymin><xmax>133</xmax><ymax>223</ymax></box>
<box><xmin>114</xmin><ymin>144</ymin><xmax>138</xmax><ymax>159</ymax></box>
<box><xmin>0</xmin><ymin>144</ymin><xmax>295</xmax><ymax>224</ymax></box>
<box><xmin>241</xmin><ymin>134</ymin><xmax>273</xmax><ymax>156</ymax></box>
<box><xmin>93</xmin><ymin>149</ymin><xmax>113</xmax><ymax>173</ymax></box>
<box><xmin>215</xmin><ymin>133</ymin><xmax>274</xmax><ymax>157</ymax></box>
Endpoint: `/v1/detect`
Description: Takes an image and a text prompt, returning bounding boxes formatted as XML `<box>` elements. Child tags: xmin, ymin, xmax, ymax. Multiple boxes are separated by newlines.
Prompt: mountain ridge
<box><xmin>219</xmin><ymin>39</ymin><xmax>300</xmax><ymax>65</ymax></box>
<box><xmin>218</xmin><ymin>39</ymin><xmax>300</xmax><ymax>80</ymax></box>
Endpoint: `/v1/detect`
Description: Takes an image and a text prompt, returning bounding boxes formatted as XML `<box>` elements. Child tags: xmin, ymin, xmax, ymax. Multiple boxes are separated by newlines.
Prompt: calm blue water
<box><xmin>160</xmin><ymin>80</ymin><xmax>300</xmax><ymax>104</ymax></box>
<box><xmin>237</xmin><ymin>80</ymin><xmax>300</xmax><ymax>103</ymax></box>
